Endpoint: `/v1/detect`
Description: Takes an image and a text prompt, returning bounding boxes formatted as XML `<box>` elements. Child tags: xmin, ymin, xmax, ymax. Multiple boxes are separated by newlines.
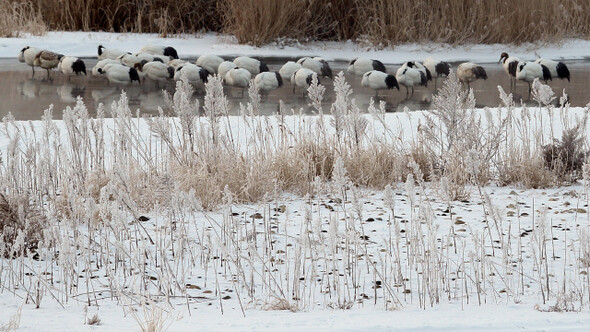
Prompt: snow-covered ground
<box><xmin>6</xmin><ymin>281</ymin><xmax>590</xmax><ymax>332</ymax></box>
<box><xmin>0</xmin><ymin>31</ymin><xmax>588</xmax><ymax>63</ymax></box>
<box><xmin>2</xmin><ymin>184</ymin><xmax>590</xmax><ymax>331</ymax></box>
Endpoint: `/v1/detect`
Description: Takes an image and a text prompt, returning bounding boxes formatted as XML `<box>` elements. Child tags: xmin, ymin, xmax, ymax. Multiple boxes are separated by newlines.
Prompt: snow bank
<box><xmin>0</xmin><ymin>31</ymin><xmax>587</xmax><ymax>63</ymax></box>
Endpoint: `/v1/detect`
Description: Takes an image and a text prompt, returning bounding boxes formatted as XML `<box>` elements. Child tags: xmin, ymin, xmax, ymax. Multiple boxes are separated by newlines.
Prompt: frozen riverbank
<box><xmin>0</xmin><ymin>32</ymin><xmax>587</xmax><ymax>64</ymax></box>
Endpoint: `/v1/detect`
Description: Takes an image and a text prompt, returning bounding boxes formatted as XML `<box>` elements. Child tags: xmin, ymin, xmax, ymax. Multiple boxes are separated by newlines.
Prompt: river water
<box><xmin>0</xmin><ymin>58</ymin><xmax>587</xmax><ymax>120</ymax></box>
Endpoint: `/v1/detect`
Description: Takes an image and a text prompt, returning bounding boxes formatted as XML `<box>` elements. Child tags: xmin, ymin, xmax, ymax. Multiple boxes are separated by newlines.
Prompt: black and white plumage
<box><xmin>254</xmin><ymin>72</ymin><xmax>283</xmax><ymax>91</ymax></box>
<box><xmin>456</xmin><ymin>62</ymin><xmax>488</xmax><ymax>89</ymax></box>
<box><xmin>395</xmin><ymin>65</ymin><xmax>427</xmax><ymax>96</ymax></box>
<box><xmin>218</xmin><ymin>61</ymin><xmax>237</xmax><ymax>81</ymax></box>
<box><xmin>174</xmin><ymin>63</ymin><xmax>209</xmax><ymax>85</ymax></box>
<box><xmin>279</xmin><ymin>61</ymin><xmax>302</xmax><ymax>81</ymax></box>
<box><xmin>297</xmin><ymin>57</ymin><xmax>332</xmax><ymax>79</ymax></box>
<box><xmin>92</xmin><ymin>59</ymin><xmax>120</xmax><ymax>76</ymax></box>
<box><xmin>499</xmin><ymin>52</ymin><xmax>521</xmax><ymax>88</ymax></box>
<box><xmin>347</xmin><ymin>58</ymin><xmax>387</xmax><ymax>76</ymax></box>
<box><xmin>225</xmin><ymin>67</ymin><xmax>252</xmax><ymax>89</ymax></box>
<box><xmin>97</xmin><ymin>63</ymin><xmax>140</xmax><ymax>84</ymax></box>
<box><xmin>140</xmin><ymin>45</ymin><xmax>179</xmax><ymax>59</ymax></box>
<box><xmin>196</xmin><ymin>55</ymin><xmax>224</xmax><ymax>75</ymax></box>
<box><xmin>400</xmin><ymin>61</ymin><xmax>432</xmax><ymax>82</ymax></box>
<box><xmin>33</xmin><ymin>50</ymin><xmax>64</xmax><ymax>79</ymax></box>
<box><xmin>117</xmin><ymin>53</ymin><xmax>144</xmax><ymax>68</ymax></box>
<box><xmin>361</xmin><ymin>70</ymin><xmax>399</xmax><ymax>96</ymax></box>
<box><xmin>58</xmin><ymin>56</ymin><xmax>87</xmax><ymax>81</ymax></box>
<box><xmin>516</xmin><ymin>61</ymin><xmax>551</xmax><ymax>93</ymax></box>
<box><xmin>167</xmin><ymin>59</ymin><xmax>188</xmax><ymax>70</ymax></box>
<box><xmin>98</xmin><ymin>45</ymin><xmax>129</xmax><ymax>60</ymax></box>
<box><xmin>133</xmin><ymin>61</ymin><xmax>147</xmax><ymax>81</ymax></box>
<box><xmin>423</xmin><ymin>57</ymin><xmax>450</xmax><ymax>78</ymax></box>
<box><xmin>18</xmin><ymin>46</ymin><xmax>42</xmax><ymax>77</ymax></box>
<box><xmin>290</xmin><ymin>68</ymin><xmax>318</xmax><ymax>94</ymax></box>
<box><xmin>233</xmin><ymin>56</ymin><xmax>269</xmax><ymax>76</ymax></box>
<box><xmin>140</xmin><ymin>61</ymin><xmax>175</xmax><ymax>84</ymax></box>
<box><xmin>135</xmin><ymin>52</ymin><xmax>167</xmax><ymax>64</ymax></box>
<box><xmin>534</xmin><ymin>59</ymin><xmax>570</xmax><ymax>82</ymax></box>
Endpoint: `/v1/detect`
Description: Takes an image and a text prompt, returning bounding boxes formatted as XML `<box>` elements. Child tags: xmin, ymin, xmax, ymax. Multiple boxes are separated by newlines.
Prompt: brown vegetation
<box><xmin>0</xmin><ymin>193</ymin><xmax>46</xmax><ymax>255</ymax></box>
<box><xmin>0</xmin><ymin>0</ymin><xmax>46</xmax><ymax>37</ymax></box>
<box><xmin>219</xmin><ymin>0</ymin><xmax>338</xmax><ymax>45</ymax></box>
<box><xmin>3</xmin><ymin>0</ymin><xmax>590</xmax><ymax>45</ymax></box>
<box><xmin>355</xmin><ymin>0</ymin><xmax>590</xmax><ymax>46</ymax></box>
<box><xmin>543</xmin><ymin>122</ymin><xmax>589</xmax><ymax>183</ymax></box>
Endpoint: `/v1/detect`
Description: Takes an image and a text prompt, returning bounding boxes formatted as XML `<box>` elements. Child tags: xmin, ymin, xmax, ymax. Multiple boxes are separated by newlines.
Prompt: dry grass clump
<box><xmin>262</xmin><ymin>298</ymin><xmax>299</xmax><ymax>312</ymax></box>
<box><xmin>0</xmin><ymin>306</ymin><xmax>21</xmax><ymax>331</ymax></box>
<box><xmin>543</xmin><ymin>122</ymin><xmax>588</xmax><ymax>183</ymax></box>
<box><xmin>219</xmin><ymin>0</ymin><xmax>336</xmax><ymax>46</ymax></box>
<box><xmin>172</xmin><ymin>162</ymin><xmax>224</xmax><ymax>210</ymax></box>
<box><xmin>7</xmin><ymin>0</ymin><xmax>219</xmax><ymax>36</ymax></box>
<box><xmin>355</xmin><ymin>0</ymin><xmax>590</xmax><ymax>46</ymax></box>
<box><xmin>273</xmin><ymin>139</ymin><xmax>335</xmax><ymax>193</ymax></box>
<box><xmin>400</xmin><ymin>144</ymin><xmax>434</xmax><ymax>183</ymax></box>
<box><xmin>343</xmin><ymin>145</ymin><xmax>402</xmax><ymax>188</ymax></box>
<box><xmin>172</xmin><ymin>155</ymin><xmax>278</xmax><ymax>210</ymax></box>
<box><xmin>0</xmin><ymin>193</ymin><xmax>45</xmax><ymax>255</ymax></box>
<box><xmin>543</xmin><ymin>290</ymin><xmax>582</xmax><ymax>312</ymax></box>
<box><xmin>0</xmin><ymin>0</ymin><xmax>46</xmax><ymax>37</ymax></box>
<box><xmin>124</xmin><ymin>166</ymin><xmax>175</xmax><ymax>211</ymax></box>
<box><xmin>498</xmin><ymin>149</ymin><xmax>556</xmax><ymax>189</ymax></box>
<box><xmin>86</xmin><ymin>314</ymin><xmax>101</xmax><ymax>326</ymax></box>
<box><xmin>86</xmin><ymin>171</ymin><xmax>110</xmax><ymax>202</ymax></box>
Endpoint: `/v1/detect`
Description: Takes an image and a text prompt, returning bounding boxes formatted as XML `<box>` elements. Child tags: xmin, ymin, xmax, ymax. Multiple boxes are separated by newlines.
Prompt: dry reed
<box><xmin>0</xmin><ymin>0</ymin><xmax>46</xmax><ymax>37</ymax></box>
<box><xmin>4</xmin><ymin>0</ymin><xmax>590</xmax><ymax>46</ymax></box>
<box><xmin>356</xmin><ymin>0</ymin><xmax>590</xmax><ymax>46</ymax></box>
<box><xmin>218</xmin><ymin>0</ymin><xmax>337</xmax><ymax>46</ymax></box>
<box><xmin>9</xmin><ymin>0</ymin><xmax>219</xmax><ymax>36</ymax></box>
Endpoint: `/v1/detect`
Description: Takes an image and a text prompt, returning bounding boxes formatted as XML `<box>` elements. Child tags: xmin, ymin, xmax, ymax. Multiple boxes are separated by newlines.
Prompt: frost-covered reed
<box><xmin>0</xmin><ymin>72</ymin><xmax>590</xmax><ymax>330</ymax></box>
